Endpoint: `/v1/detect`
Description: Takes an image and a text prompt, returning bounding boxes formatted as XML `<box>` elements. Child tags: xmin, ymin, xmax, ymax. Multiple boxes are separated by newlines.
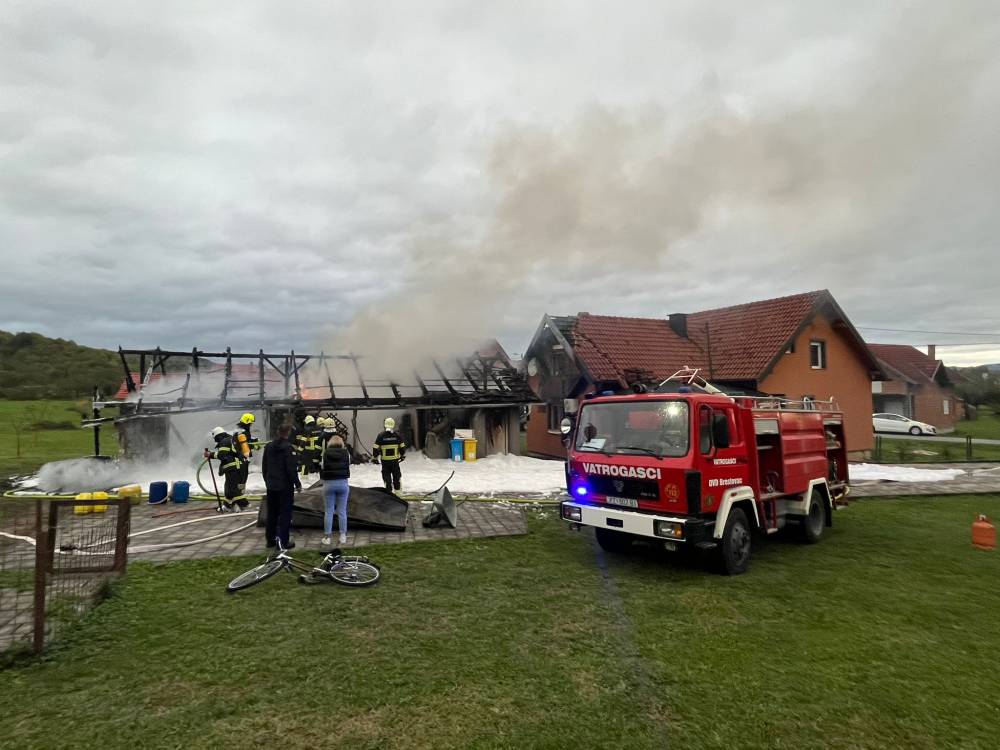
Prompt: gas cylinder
<box><xmin>972</xmin><ymin>515</ymin><xmax>996</xmax><ymax>550</ymax></box>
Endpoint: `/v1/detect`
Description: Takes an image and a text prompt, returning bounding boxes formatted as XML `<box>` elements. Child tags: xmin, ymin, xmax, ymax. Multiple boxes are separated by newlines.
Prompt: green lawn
<box><xmin>0</xmin><ymin>400</ymin><xmax>117</xmax><ymax>478</ymax></box>
<box><xmin>954</xmin><ymin>407</ymin><xmax>1000</xmax><ymax>440</ymax></box>
<box><xmin>872</xmin><ymin>437</ymin><xmax>1000</xmax><ymax>463</ymax></box>
<box><xmin>2</xmin><ymin>497</ymin><xmax>999</xmax><ymax>749</ymax></box>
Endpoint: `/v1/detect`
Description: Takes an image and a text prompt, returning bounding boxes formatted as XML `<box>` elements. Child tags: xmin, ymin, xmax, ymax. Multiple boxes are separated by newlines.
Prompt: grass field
<box><xmin>954</xmin><ymin>407</ymin><xmax>1000</xmax><ymax>440</ymax></box>
<box><xmin>2</xmin><ymin>496</ymin><xmax>999</xmax><ymax>749</ymax></box>
<box><xmin>0</xmin><ymin>400</ymin><xmax>117</xmax><ymax>478</ymax></box>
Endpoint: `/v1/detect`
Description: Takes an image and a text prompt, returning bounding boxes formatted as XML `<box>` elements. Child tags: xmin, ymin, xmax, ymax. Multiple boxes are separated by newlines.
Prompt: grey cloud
<box><xmin>1</xmin><ymin>1</ymin><xmax>999</xmax><ymax>367</ymax></box>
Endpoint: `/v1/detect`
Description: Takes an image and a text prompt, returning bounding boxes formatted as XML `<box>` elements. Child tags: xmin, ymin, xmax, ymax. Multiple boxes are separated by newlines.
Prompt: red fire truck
<box><xmin>559</xmin><ymin>369</ymin><xmax>850</xmax><ymax>574</ymax></box>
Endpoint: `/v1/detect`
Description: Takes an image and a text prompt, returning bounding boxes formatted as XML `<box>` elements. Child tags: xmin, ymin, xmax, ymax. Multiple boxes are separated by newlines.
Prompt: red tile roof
<box><xmin>554</xmin><ymin>290</ymin><xmax>875</xmax><ymax>387</ymax></box>
<box><xmin>113</xmin><ymin>372</ymin><xmax>164</xmax><ymax>399</ymax></box>
<box><xmin>868</xmin><ymin>344</ymin><xmax>941</xmax><ymax>384</ymax></box>
<box><xmin>686</xmin><ymin>291</ymin><xmax>824</xmax><ymax>380</ymax></box>
<box><xmin>571</xmin><ymin>314</ymin><xmax>707</xmax><ymax>383</ymax></box>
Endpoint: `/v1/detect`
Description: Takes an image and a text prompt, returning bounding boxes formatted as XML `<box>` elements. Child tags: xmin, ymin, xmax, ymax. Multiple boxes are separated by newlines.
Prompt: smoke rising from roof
<box><xmin>329</xmin><ymin>0</ymin><xmax>998</xmax><ymax>372</ymax></box>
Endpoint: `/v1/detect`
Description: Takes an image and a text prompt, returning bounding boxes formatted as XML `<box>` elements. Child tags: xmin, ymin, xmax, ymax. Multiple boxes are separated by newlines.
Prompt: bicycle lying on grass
<box><xmin>227</xmin><ymin>545</ymin><xmax>381</xmax><ymax>592</ymax></box>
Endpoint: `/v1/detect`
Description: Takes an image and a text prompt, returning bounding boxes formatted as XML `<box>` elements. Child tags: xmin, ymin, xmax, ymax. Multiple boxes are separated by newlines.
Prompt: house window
<box><xmin>785</xmin><ymin>341</ymin><xmax>795</xmax><ymax>354</ymax></box>
<box><xmin>943</xmin><ymin>400</ymin><xmax>950</xmax><ymax>416</ymax></box>
<box><xmin>872</xmin><ymin>381</ymin><xmax>883</xmax><ymax>394</ymax></box>
<box><xmin>547</xmin><ymin>401</ymin><xmax>565</xmax><ymax>432</ymax></box>
<box><xmin>810</xmin><ymin>340</ymin><xmax>826</xmax><ymax>369</ymax></box>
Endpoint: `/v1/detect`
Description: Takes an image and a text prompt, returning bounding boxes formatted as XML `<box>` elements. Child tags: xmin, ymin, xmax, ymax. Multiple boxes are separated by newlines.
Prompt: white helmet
<box><xmin>304</xmin><ymin>415</ymin><xmax>315</xmax><ymax>425</ymax></box>
<box><xmin>384</xmin><ymin>417</ymin><xmax>396</xmax><ymax>430</ymax></box>
<box><xmin>211</xmin><ymin>426</ymin><xmax>227</xmax><ymax>439</ymax></box>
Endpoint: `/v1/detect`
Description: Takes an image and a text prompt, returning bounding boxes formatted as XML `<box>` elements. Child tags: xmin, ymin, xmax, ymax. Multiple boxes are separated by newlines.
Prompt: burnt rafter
<box><xmin>102</xmin><ymin>347</ymin><xmax>538</xmax><ymax>419</ymax></box>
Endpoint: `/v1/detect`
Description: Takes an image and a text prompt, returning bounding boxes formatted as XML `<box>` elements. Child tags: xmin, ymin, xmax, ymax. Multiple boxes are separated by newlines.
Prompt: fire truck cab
<box><xmin>559</xmin><ymin>369</ymin><xmax>850</xmax><ymax>574</ymax></box>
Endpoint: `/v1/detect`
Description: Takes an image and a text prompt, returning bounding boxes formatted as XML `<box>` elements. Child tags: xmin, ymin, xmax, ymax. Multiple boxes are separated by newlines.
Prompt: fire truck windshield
<box><xmin>574</xmin><ymin>400</ymin><xmax>689</xmax><ymax>458</ymax></box>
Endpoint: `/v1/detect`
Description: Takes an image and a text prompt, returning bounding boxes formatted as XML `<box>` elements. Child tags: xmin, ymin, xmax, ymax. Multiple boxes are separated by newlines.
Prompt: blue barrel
<box><xmin>171</xmin><ymin>481</ymin><xmax>190</xmax><ymax>504</ymax></box>
<box><xmin>148</xmin><ymin>481</ymin><xmax>168</xmax><ymax>504</ymax></box>
<box><xmin>450</xmin><ymin>438</ymin><xmax>464</xmax><ymax>462</ymax></box>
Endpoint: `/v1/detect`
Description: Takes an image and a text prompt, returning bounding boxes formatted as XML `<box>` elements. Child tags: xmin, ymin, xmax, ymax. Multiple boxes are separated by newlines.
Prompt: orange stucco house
<box><xmin>523</xmin><ymin>290</ymin><xmax>884</xmax><ymax>458</ymax></box>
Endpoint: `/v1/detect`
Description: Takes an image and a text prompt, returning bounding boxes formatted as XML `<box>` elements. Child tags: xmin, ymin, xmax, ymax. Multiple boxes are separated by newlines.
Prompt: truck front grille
<box><xmin>588</xmin><ymin>476</ymin><xmax>660</xmax><ymax>501</ymax></box>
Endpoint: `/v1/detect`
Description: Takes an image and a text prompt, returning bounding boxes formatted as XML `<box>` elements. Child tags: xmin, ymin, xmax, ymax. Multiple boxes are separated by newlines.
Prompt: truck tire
<box><xmin>594</xmin><ymin>528</ymin><xmax>634</xmax><ymax>555</ymax></box>
<box><xmin>718</xmin><ymin>507</ymin><xmax>752</xmax><ymax>575</ymax></box>
<box><xmin>800</xmin><ymin>493</ymin><xmax>825</xmax><ymax>544</ymax></box>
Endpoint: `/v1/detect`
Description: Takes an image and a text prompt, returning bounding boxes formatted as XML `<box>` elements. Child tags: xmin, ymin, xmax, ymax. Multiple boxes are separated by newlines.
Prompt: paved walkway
<box><xmin>128</xmin><ymin>500</ymin><xmax>528</xmax><ymax>563</ymax></box>
<box><xmin>850</xmin><ymin>463</ymin><xmax>1000</xmax><ymax>498</ymax></box>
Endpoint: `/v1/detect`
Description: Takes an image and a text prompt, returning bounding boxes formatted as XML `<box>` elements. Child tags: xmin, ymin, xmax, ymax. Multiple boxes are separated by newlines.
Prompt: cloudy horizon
<box><xmin>2</xmin><ymin>1</ymin><xmax>999</xmax><ymax>367</ymax></box>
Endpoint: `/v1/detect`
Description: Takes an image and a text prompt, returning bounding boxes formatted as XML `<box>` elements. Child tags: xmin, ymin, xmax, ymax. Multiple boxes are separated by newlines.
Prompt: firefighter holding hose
<box><xmin>373</xmin><ymin>417</ymin><xmax>406</xmax><ymax>494</ymax></box>
<box><xmin>232</xmin><ymin>413</ymin><xmax>259</xmax><ymax>506</ymax></box>
<box><xmin>204</xmin><ymin>427</ymin><xmax>250</xmax><ymax>511</ymax></box>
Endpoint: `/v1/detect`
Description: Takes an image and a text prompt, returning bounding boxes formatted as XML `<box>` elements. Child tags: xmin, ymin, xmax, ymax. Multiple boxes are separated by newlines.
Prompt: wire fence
<box><xmin>0</xmin><ymin>498</ymin><xmax>130</xmax><ymax>659</ymax></box>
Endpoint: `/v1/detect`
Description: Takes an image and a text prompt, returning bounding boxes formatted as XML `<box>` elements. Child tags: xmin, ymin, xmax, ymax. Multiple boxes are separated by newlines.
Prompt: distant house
<box><xmin>523</xmin><ymin>289</ymin><xmax>884</xmax><ymax>458</ymax></box>
<box><xmin>868</xmin><ymin>344</ymin><xmax>963</xmax><ymax>430</ymax></box>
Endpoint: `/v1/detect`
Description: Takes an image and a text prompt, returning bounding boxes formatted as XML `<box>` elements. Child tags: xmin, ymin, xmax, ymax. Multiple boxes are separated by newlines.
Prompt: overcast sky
<box><xmin>2</xmin><ymin>1</ymin><xmax>999</xmax><ymax>366</ymax></box>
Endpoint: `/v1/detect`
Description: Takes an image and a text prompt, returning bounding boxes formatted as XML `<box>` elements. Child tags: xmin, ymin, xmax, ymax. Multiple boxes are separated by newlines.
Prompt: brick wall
<box><xmin>762</xmin><ymin>314</ymin><xmax>875</xmax><ymax>454</ymax></box>
<box><xmin>913</xmin><ymin>382</ymin><xmax>960</xmax><ymax>430</ymax></box>
<box><xmin>525</xmin><ymin>405</ymin><xmax>567</xmax><ymax>458</ymax></box>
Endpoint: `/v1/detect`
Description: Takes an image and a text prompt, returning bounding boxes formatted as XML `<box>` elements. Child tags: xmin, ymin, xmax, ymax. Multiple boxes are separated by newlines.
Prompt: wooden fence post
<box><xmin>32</xmin><ymin>500</ymin><xmax>47</xmax><ymax>654</ymax></box>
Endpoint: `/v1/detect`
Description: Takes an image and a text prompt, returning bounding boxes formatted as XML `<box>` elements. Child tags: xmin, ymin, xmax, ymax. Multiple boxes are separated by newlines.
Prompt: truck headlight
<box><xmin>562</xmin><ymin>504</ymin><xmax>582</xmax><ymax>522</ymax></box>
<box><xmin>654</xmin><ymin>520</ymin><xmax>684</xmax><ymax>539</ymax></box>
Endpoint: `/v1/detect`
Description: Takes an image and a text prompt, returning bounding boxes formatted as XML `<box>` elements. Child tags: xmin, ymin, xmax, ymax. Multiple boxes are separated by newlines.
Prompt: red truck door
<box><xmin>695</xmin><ymin>403</ymin><xmax>751</xmax><ymax>516</ymax></box>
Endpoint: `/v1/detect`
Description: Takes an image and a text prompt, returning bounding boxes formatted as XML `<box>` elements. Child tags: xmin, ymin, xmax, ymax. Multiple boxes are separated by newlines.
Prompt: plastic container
<box><xmin>148</xmin><ymin>481</ymin><xmax>169</xmax><ymax>505</ymax></box>
<box><xmin>463</xmin><ymin>439</ymin><xmax>478</xmax><ymax>462</ymax></box>
<box><xmin>118</xmin><ymin>485</ymin><xmax>143</xmax><ymax>505</ymax></box>
<box><xmin>170</xmin><ymin>481</ymin><xmax>190</xmax><ymax>504</ymax></box>
<box><xmin>972</xmin><ymin>515</ymin><xmax>996</xmax><ymax>550</ymax></box>
<box><xmin>90</xmin><ymin>491</ymin><xmax>109</xmax><ymax>514</ymax></box>
<box><xmin>74</xmin><ymin>492</ymin><xmax>93</xmax><ymax>514</ymax></box>
<box><xmin>450</xmin><ymin>438</ymin><xmax>465</xmax><ymax>462</ymax></box>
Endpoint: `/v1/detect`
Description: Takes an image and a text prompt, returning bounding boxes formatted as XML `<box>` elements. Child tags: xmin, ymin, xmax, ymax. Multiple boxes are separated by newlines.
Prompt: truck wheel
<box><xmin>800</xmin><ymin>494</ymin><xmax>825</xmax><ymax>544</ymax></box>
<box><xmin>718</xmin><ymin>507</ymin><xmax>752</xmax><ymax>575</ymax></box>
<box><xmin>594</xmin><ymin>528</ymin><xmax>634</xmax><ymax>554</ymax></box>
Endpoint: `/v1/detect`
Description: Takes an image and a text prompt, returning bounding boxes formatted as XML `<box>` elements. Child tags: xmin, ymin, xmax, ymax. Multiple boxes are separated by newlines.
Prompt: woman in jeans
<box><xmin>320</xmin><ymin>434</ymin><xmax>351</xmax><ymax>546</ymax></box>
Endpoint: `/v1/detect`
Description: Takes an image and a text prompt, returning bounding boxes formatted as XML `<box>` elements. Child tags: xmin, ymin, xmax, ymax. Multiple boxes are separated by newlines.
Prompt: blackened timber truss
<box><xmin>101</xmin><ymin>347</ymin><xmax>537</xmax><ymax>420</ymax></box>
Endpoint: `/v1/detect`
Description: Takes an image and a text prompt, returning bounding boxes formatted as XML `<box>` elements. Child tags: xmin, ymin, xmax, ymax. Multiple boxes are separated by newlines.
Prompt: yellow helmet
<box><xmin>304</xmin><ymin>415</ymin><xmax>315</xmax><ymax>425</ymax></box>
<box><xmin>384</xmin><ymin>417</ymin><xmax>395</xmax><ymax>430</ymax></box>
<box><xmin>239</xmin><ymin>413</ymin><xmax>255</xmax><ymax>425</ymax></box>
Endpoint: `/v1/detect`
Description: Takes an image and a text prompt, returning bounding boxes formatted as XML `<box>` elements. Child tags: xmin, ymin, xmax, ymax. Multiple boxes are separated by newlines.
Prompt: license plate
<box><xmin>605</xmin><ymin>496</ymin><xmax>638</xmax><ymax>508</ymax></box>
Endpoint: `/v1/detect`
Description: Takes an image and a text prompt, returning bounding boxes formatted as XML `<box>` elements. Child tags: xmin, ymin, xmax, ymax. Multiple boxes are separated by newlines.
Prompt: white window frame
<box><xmin>943</xmin><ymin>399</ymin><xmax>950</xmax><ymax>415</ymax></box>
<box><xmin>546</xmin><ymin>401</ymin><xmax>565</xmax><ymax>433</ymax></box>
<box><xmin>810</xmin><ymin>340</ymin><xmax>826</xmax><ymax>370</ymax></box>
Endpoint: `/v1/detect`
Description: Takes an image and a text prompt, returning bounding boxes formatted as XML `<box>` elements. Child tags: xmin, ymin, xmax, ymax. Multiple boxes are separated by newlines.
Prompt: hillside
<box><xmin>0</xmin><ymin>331</ymin><xmax>126</xmax><ymax>399</ymax></box>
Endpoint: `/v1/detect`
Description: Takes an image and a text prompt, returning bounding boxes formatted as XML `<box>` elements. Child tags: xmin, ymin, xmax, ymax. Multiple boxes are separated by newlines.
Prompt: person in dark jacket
<box><xmin>373</xmin><ymin>417</ymin><xmax>406</xmax><ymax>493</ymax></box>
<box><xmin>261</xmin><ymin>423</ymin><xmax>302</xmax><ymax>550</ymax></box>
<box><xmin>320</xmin><ymin>433</ymin><xmax>351</xmax><ymax>546</ymax></box>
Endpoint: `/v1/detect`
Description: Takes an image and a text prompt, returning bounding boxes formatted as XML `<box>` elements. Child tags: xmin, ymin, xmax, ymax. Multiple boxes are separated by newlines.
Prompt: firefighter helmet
<box><xmin>239</xmin><ymin>413</ymin><xmax>255</xmax><ymax>425</ymax></box>
<box><xmin>384</xmin><ymin>417</ymin><xmax>395</xmax><ymax>430</ymax></box>
<box><xmin>211</xmin><ymin>426</ymin><xmax>227</xmax><ymax>439</ymax></box>
<box><xmin>304</xmin><ymin>415</ymin><xmax>315</xmax><ymax>425</ymax></box>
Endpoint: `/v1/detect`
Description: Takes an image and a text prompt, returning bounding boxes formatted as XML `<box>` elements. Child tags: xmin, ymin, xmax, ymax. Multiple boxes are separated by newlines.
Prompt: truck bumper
<box><xmin>560</xmin><ymin>501</ymin><xmax>713</xmax><ymax>545</ymax></box>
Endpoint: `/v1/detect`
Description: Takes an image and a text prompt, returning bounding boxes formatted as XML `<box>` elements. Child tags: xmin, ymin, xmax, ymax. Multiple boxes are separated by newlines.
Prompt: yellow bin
<box><xmin>118</xmin><ymin>485</ymin><xmax>143</xmax><ymax>505</ymax></box>
<box><xmin>463</xmin><ymin>439</ymin><xmax>478</xmax><ymax>462</ymax></box>
<box><xmin>91</xmin><ymin>491</ymin><xmax>109</xmax><ymax>514</ymax></box>
<box><xmin>74</xmin><ymin>492</ymin><xmax>93</xmax><ymax>514</ymax></box>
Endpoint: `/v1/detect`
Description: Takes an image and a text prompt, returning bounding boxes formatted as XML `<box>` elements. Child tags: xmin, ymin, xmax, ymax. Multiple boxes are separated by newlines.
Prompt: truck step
<box><xmin>694</xmin><ymin>541</ymin><xmax>718</xmax><ymax>551</ymax></box>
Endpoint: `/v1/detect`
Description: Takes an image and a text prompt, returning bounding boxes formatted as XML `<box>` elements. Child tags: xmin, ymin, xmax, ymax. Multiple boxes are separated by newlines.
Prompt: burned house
<box><xmin>93</xmin><ymin>341</ymin><xmax>536</xmax><ymax>463</ymax></box>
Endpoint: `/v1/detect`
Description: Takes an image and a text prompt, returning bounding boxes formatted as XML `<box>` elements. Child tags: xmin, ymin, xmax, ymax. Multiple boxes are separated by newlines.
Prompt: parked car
<box><xmin>872</xmin><ymin>413</ymin><xmax>937</xmax><ymax>436</ymax></box>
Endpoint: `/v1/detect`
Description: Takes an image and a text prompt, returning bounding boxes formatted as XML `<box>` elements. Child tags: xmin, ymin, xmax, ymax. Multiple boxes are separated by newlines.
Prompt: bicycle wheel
<box><xmin>329</xmin><ymin>560</ymin><xmax>380</xmax><ymax>587</ymax></box>
<box><xmin>227</xmin><ymin>559</ymin><xmax>284</xmax><ymax>592</ymax></box>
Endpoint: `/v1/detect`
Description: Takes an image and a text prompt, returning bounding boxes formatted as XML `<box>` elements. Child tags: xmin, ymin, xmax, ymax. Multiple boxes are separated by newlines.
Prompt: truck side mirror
<box><xmin>559</xmin><ymin>417</ymin><xmax>574</xmax><ymax>436</ymax></box>
<box><xmin>712</xmin><ymin>413</ymin><xmax>730</xmax><ymax>449</ymax></box>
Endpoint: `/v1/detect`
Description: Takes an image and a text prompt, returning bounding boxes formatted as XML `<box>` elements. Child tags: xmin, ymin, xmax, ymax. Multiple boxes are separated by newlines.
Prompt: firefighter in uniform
<box><xmin>232</xmin><ymin>413</ymin><xmax>259</xmax><ymax>507</ymax></box>
<box><xmin>373</xmin><ymin>417</ymin><xmax>406</xmax><ymax>493</ymax></box>
<box><xmin>204</xmin><ymin>426</ymin><xmax>249</xmax><ymax>511</ymax></box>
<box><xmin>295</xmin><ymin>415</ymin><xmax>319</xmax><ymax>475</ymax></box>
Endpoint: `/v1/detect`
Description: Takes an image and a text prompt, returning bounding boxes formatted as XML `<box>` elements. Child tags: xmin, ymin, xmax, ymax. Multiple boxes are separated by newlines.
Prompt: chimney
<box><xmin>927</xmin><ymin>344</ymin><xmax>936</xmax><ymax>360</ymax></box>
<box><xmin>669</xmin><ymin>313</ymin><xmax>688</xmax><ymax>338</ymax></box>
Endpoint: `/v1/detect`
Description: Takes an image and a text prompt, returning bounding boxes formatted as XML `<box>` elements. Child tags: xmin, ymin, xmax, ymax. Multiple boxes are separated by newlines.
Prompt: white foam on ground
<box><xmin>848</xmin><ymin>463</ymin><xmax>965</xmax><ymax>482</ymax></box>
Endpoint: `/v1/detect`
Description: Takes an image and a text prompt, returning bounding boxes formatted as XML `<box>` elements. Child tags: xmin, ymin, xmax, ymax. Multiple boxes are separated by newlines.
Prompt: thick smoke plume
<box><xmin>328</xmin><ymin>1</ymin><xmax>996</xmax><ymax>373</ymax></box>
